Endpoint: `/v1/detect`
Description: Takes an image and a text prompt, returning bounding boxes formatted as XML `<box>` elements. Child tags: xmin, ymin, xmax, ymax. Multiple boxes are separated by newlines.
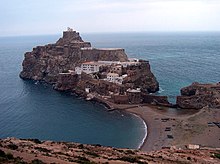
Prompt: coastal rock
<box><xmin>123</xmin><ymin>61</ymin><xmax>159</xmax><ymax>93</ymax></box>
<box><xmin>53</xmin><ymin>73</ymin><xmax>78</xmax><ymax>91</ymax></box>
<box><xmin>20</xmin><ymin>29</ymin><xmax>160</xmax><ymax>104</ymax></box>
<box><xmin>20</xmin><ymin>30</ymin><xmax>128</xmax><ymax>83</ymax></box>
<box><xmin>176</xmin><ymin>82</ymin><xmax>220</xmax><ymax>109</ymax></box>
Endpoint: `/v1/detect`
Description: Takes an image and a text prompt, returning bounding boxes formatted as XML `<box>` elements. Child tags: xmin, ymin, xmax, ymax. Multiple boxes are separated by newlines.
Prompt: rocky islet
<box><xmin>20</xmin><ymin>29</ymin><xmax>161</xmax><ymax>105</ymax></box>
<box><xmin>20</xmin><ymin>29</ymin><xmax>220</xmax><ymax>109</ymax></box>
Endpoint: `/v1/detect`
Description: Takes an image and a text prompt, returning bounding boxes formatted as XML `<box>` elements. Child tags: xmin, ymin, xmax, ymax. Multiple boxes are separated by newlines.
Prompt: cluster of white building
<box><xmin>105</xmin><ymin>73</ymin><xmax>128</xmax><ymax>84</ymax></box>
<box><xmin>75</xmin><ymin>59</ymin><xmax>139</xmax><ymax>74</ymax></box>
<box><xmin>74</xmin><ymin>58</ymin><xmax>139</xmax><ymax>85</ymax></box>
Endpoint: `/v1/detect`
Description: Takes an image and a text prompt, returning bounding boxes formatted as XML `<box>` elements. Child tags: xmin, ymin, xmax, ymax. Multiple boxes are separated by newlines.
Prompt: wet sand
<box><xmin>125</xmin><ymin>105</ymin><xmax>175</xmax><ymax>151</ymax></box>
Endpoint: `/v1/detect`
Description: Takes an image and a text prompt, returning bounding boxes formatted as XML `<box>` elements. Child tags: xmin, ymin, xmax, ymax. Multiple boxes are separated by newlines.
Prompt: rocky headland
<box><xmin>20</xmin><ymin>29</ymin><xmax>220</xmax><ymax>109</ymax></box>
<box><xmin>20</xmin><ymin>29</ymin><xmax>161</xmax><ymax>105</ymax></box>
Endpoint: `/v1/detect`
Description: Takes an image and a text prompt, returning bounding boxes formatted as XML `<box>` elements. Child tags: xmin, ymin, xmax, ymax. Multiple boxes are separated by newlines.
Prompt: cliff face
<box><xmin>20</xmin><ymin>30</ymin><xmax>159</xmax><ymax>104</ymax></box>
<box><xmin>176</xmin><ymin>82</ymin><xmax>220</xmax><ymax>109</ymax></box>
<box><xmin>53</xmin><ymin>61</ymin><xmax>160</xmax><ymax>104</ymax></box>
<box><xmin>20</xmin><ymin>30</ymin><xmax>128</xmax><ymax>83</ymax></box>
<box><xmin>123</xmin><ymin>61</ymin><xmax>159</xmax><ymax>93</ymax></box>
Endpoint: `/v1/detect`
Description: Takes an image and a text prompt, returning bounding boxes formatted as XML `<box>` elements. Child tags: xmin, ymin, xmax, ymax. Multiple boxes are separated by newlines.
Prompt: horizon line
<box><xmin>1</xmin><ymin>30</ymin><xmax>220</xmax><ymax>37</ymax></box>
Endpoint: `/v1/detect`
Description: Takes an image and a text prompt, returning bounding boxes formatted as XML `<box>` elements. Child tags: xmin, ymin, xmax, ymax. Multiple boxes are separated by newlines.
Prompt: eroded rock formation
<box><xmin>20</xmin><ymin>30</ymin><xmax>128</xmax><ymax>83</ymax></box>
<box><xmin>177</xmin><ymin>82</ymin><xmax>220</xmax><ymax>109</ymax></box>
<box><xmin>20</xmin><ymin>30</ymin><xmax>160</xmax><ymax>104</ymax></box>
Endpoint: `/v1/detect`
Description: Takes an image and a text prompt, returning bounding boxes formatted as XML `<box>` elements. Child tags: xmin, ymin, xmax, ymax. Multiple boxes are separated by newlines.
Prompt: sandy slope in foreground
<box><xmin>124</xmin><ymin>106</ymin><xmax>220</xmax><ymax>152</ymax></box>
<box><xmin>0</xmin><ymin>104</ymin><xmax>220</xmax><ymax>163</ymax></box>
<box><xmin>0</xmin><ymin>138</ymin><xmax>220</xmax><ymax>164</ymax></box>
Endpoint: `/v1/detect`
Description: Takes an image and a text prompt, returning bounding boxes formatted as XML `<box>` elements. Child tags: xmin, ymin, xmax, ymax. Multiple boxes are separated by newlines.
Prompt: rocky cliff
<box><xmin>176</xmin><ymin>82</ymin><xmax>220</xmax><ymax>109</ymax></box>
<box><xmin>122</xmin><ymin>61</ymin><xmax>159</xmax><ymax>93</ymax></box>
<box><xmin>20</xmin><ymin>30</ymin><xmax>128</xmax><ymax>83</ymax></box>
<box><xmin>20</xmin><ymin>30</ymin><xmax>159</xmax><ymax>104</ymax></box>
<box><xmin>0</xmin><ymin>138</ymin><xmax>219</xmax><ymax>164</ymax></box>
<box><xmin>54</xmin><ymin>61</ymin><xmax>159</xmax><ymax>93</ymax></box>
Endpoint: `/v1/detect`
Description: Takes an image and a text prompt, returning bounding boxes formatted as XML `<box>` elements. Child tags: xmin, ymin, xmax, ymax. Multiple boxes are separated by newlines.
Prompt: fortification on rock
<box><xmin>20</xmin><ymin>29</ymin><xmax>161</xmax><ymax>105</ymax></box>
<box><xmin>20</xmin><ymin>28</ymin><xmax>220</xmax><ymax>109</ymax></box>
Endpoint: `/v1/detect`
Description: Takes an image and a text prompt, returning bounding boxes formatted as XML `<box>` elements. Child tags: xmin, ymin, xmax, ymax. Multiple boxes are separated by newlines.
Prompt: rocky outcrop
<box><xmin>176</xmin><ymin>82</ymin><xmax>220</xmax><ymax>109</ymax></box>
<box><xmin>53</xmin><ymin>63</ymin><xmax>159</xmax><ymax>104</ymax></box>
<box><xmin>0</xmin><ymin>138</ymin><xmax>219</xmax><ymax>164</ymax></box>
<box><xmin>20</xmin><ymin>29</ymin><xmax>159</xmax><ymax>104</ymax></box>
<box><xmin>123</xmin><ymin>61</ymin><xmax>159</xmax><ymax>93</ymax></box>
<box><xmin>53</xmin><ymin>73</ymin><xmax>78</xmax><ymax>91</ymax></box>
<box><xmin>20</xmin><ymin>30</ymin><xmax>128</xmax><ymax>83</ymax></box>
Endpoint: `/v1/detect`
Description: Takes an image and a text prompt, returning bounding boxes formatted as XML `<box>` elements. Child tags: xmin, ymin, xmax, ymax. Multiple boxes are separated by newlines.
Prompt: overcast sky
<box><xmin>1</xmin><ymin>0</ymin><xmax>220</xmax><ymax>36</ymax></box>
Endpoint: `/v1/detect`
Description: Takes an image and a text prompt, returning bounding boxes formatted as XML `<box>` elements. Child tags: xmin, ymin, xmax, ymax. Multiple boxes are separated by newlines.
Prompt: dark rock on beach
<box><xmin>176</xmin><ymin>82</ymin><xmax>220</xmax><ymax>109</ymax></box>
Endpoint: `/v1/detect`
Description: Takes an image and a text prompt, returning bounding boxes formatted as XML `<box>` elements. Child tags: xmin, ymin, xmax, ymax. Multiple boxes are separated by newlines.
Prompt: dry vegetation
<box><xmin>0</xmin><ymin>138</ymin><xmax>220</xmax><ymax>164</ymax></box>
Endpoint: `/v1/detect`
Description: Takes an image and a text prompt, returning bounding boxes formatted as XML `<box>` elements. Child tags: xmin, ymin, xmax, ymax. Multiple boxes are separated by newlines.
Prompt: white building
<box><xmin>97</xmin><ymin>60</ymin><xmax>139</xmax><ymax>68</ymax></box>
<box><xmin>81</xmin><ymin>62</ymin><xmax>101</xmax><ymax>74</ymax></box>
<box><xmin>122</xmin><ymin>74</ymin><xmax>128</xmax><ymax>78</ymax></box>
<box><xmin>106</xmin><ymin>73</ymin><xmax>123</xmax><ymax>84</ymax></box>
<box><xmin>80</xmin><ymin>47</ymin><xmax>93</xmax><ymax>50</ymax></box>
<box><xmin>121</xmin><ymin>61</ymin><xmax>140</xmax><ymax>67</ymax></box>
<box><xmin>85</xmin><ymin>88</ymin><xmax>90</xmax><ymax>93</ymax></box>
<box><xmin>75</xmin><ymin>67</ymin><xmax>82</xmax><ymax>74</ymax></box>
<box><xmin>75</xmin><ymin>60</ymin><xmax>140</xmax><ymax>75</ymax></box>
<box><xmin>76</xmin><ymin>61</ymin><xmax>121</xmax><ymax>75</ymax></box>
<box><xmin>97</xmin><ymin>60</ymin><xmax>121</xmax><ymax>65</ymax></box>
<box><xmin>127</xmin><ymin>88</ymin><xmax>141</xmax><ymax>93</ymax></box>
<box><xmin>128</xmin><ymin>58</ymin><xmax>139</xmax><ymax>62</ymax></box>
<box><xmin>107</xmin><ymin>73</ymin><xmax>119</xmax><ymax>81</ymax></box>
<box><xmin>187</xmin><ymin>144</ymin><xmax>200</xmax><ymax>150</ymax></box>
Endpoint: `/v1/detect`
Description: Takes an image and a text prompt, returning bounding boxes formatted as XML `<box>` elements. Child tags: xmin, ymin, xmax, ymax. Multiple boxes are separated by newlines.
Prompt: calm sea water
<box><xmin>0</xmin><ymin>32</ymin><xmax>220</xmax><ymax>148</ymax></box>
<box><xmin>0</xmin><ymin>34</ymin><xmax>146</xmax><ymax>149</ymax></box>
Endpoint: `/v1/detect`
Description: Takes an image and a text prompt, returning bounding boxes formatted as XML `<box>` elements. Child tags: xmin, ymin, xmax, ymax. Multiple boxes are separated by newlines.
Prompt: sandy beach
<box><xmin>126</xmin><ymin>105</ymin><xmax>220</xmax><ymax>151</ymax></box>
<box><xmin>104</xmin><ymin>99</ymin><xmax>220</xmax><ymax>152</ymax></box>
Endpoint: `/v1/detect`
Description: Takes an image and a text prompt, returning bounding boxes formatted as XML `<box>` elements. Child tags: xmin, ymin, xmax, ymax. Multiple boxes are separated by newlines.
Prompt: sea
<box><xmin>0</xmin><ymin>32</ymin><xmax>220</xmax><ymax>149</ymax></box>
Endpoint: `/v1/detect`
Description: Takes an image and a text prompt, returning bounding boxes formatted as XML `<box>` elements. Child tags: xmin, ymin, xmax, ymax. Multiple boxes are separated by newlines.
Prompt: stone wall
<box><xmin>142</xmin><ymin>94</ymin><xmax>171</xmax><ymax>106</ymax></box>
<box><xmin>80</xmin><ymin>48</ymin><xmax>128</xmax><ymax>62</ymax></box>
<box><xmin>111</xmin><ymin>95</ymin><xmax>129</xmax><ymax>104</ymax></box>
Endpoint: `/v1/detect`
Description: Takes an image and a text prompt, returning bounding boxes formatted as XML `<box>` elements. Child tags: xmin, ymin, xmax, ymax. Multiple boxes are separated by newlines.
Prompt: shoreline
<box><xmin>98</xmin><ymin>98</ymin><xmax>220</xmax><ymax>151</ymax></box>
<box><xmin>125</xmin><ymin>105</ymin><xmax>220</xmax><ymax>151</ymax></box>
<box><xmin>80</xmin><ymin>95</ymin><xmax>159</xmax><ymax>150</ymax></box>
<box><xmin>131</xmin><ymin>113</ymin><xmax>150</xmax><ymax>151</ymax></box>
<box><xmin>129</xmin><ymin>113</ymin><xmax>148</xmax><ymax>150</ymax></box>
<box><xmin>124</xmin><ymin>106</ymin><xmax>166</xmax><ymax>151</ymax></box>
<box><xmin>21</xmin><ymin>81</ymin><xmax>220</xmax><ymax>151</ymax></box>
<box><xmin>64</xmin><ymin>92</ymin><xmax>220</xmax><ymax>151</ymax></box>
